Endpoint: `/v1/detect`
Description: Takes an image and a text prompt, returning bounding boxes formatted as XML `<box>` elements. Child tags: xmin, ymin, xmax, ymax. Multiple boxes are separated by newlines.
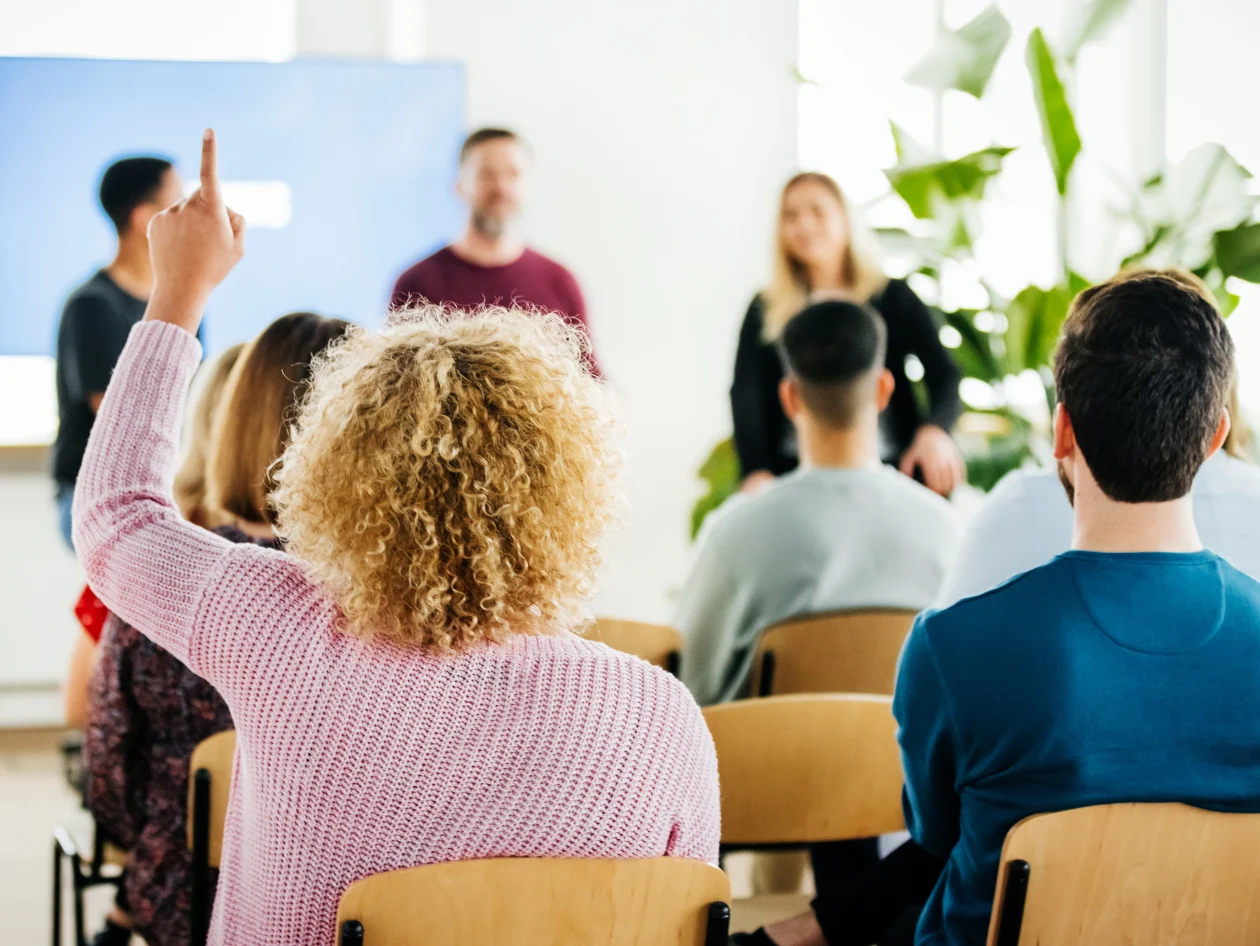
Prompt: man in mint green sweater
<box><xmin>676</xmin><ymin>300</ymin><xmax>960</xmax><ymax>708</ymax></box>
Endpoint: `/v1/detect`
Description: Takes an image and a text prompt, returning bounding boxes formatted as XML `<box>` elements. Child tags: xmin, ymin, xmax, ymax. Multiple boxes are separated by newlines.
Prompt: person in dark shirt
<box><xmin>390</xmin><ymin>127</ymin><xmax>598</xmax><ymax>374</ymax></box>
<box><xmin>731</xmin><ymin>172</ymin><xmax>963</xmax><ymax>496</ymax></box>
<box><xmin>53</xmin><ymin>156</ymin><xmax>184</xmax><ymax>546</ymax></box>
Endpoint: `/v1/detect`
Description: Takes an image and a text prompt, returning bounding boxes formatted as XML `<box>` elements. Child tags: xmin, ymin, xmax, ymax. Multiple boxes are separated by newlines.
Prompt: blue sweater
<box><xmin>894</xmin><ymin>550</ymin><xmax>1260</xmax><ymax>945</ymax></box>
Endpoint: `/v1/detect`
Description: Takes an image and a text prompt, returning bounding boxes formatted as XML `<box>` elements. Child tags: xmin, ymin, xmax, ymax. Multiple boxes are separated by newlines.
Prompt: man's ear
<box><xmin>779</xmin><ymin>377</ymin><xmax>802</xmax><ymax>421</ymax></box>
<box><xmin>1052</xmin><ymin>403</ymin><xmax>1075</xmax><ymax>460</ymax></box>
<box><xmin>874</xmin><ymin>368</ymin><xmax>895</xmax><ymax>412</ymax></box>
<box><xmin>1206</xmin><ymin>409</ymin><xmax>1232</xmax><ymax>459</ymax></box>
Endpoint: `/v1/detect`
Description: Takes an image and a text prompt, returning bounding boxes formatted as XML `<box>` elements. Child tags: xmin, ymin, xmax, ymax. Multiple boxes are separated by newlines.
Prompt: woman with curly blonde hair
<box><xmin>72</xmin><ymin>132</ymin><xmax>719</xmax><ymax>946</ymax></box>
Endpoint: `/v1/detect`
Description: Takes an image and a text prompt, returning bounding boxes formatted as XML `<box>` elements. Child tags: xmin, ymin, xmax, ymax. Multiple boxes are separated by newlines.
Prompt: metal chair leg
<box><xmin>51</xmin><ymin>839</ymin><xmax>62</xmax><ymax>946</ymax></box>
<box><xmin>704</xmin><ymin>902</ymin><xmax>731</xmax><ymax>946</ymax></box>
<box><xmin>190</xmin><ymin>768</ymin><xmax>212</xmax><ymax>946</ymax></box>
<box><xmin>993</xmin><ymin>859</ymin><xmax>1031</xmax><ymax>946</ymax></box>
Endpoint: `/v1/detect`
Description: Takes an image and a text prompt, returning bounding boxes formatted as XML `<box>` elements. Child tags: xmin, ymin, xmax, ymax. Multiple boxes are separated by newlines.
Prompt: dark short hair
<box><xmin>777</xmin><ymin>300</ymin><xmax>887</xmax><ymax>427</ymax></box>
<box><xmin>1054</xmin><ymin>270</ymin><xmax>1234</xmax><ymax>503</ymax></box>
<box><xmin>458</xmin><ymin>127</ymin><xmax>522</xmax><ymax>166</ymax></box>
<box><xmin>99</xmin><ymin>156</ymin><xmax>175</xmax><ymax>234</ymax></box>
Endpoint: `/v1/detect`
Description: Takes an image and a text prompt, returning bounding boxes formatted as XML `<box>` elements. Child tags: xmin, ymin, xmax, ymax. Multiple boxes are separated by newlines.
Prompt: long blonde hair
<box><xmin>762</xmin><ymin>172</ymin><xmax>887</xmax><ymax>340</ymax></box>
<box><xmin>173</xmin><ymin>343</ymin><xmax>245</xmax><ymax>526</ymax></box>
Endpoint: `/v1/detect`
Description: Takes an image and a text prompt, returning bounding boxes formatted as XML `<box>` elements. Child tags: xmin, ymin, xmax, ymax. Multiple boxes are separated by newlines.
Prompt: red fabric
<box><xmin>74</xmin><ymin>585</ymin><xmax>109</xmax><ymax>643</ymax></box>
<box><xmin>390</xmin><ymin>246</ymin><xmax>600</xmax><ymax>375</ymax></box>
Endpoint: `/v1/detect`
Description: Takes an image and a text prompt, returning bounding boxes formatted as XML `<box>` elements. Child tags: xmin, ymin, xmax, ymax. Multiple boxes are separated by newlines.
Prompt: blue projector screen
<box><xmin>0</xmin><ymin>57</ymin><xmax>465</xmax><ymax>355</ymax></box>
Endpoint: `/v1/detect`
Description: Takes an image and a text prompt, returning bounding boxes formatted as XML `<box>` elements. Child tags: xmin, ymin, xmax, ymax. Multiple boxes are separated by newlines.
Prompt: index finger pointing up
<box><xmin>200</xmin><ymin>128</ymin><xmax>221</xmax><ymax>204</ymax></box>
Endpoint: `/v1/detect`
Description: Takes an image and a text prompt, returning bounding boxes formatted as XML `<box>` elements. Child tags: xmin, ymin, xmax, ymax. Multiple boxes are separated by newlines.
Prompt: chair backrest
<box><xmin>587</xmin><ymin>618</ymin><xmax>684</xmax><ymax>674</ymax></box>
<box><xmin>986</xmin><ymin>803</ymin><xmax>1260</xmax><ymax>946</ymax></box>
<box><xmin>334</xmin><ymin>857</ymin><xmax>731</xmax><ymax>946</ymax></box>
<box><xmin>704</xmin><ymin>694</ymin><xmax>904</xmax><ymax>846</ymax></box>
<box><xmin>186</xmin><ymin>729</ymin><xmax>236</xmax><ymax>867</ymax></box>
<box><xmin>748</xmin><ymin>609</ymin><xmax>918</xmax><ymax>697</ymax></box>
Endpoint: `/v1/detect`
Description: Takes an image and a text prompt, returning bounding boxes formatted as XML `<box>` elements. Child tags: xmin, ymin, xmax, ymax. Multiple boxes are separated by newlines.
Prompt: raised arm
<box><xmin>73</xmin><ymin>131</ymin><xmax>300</xmax><ymax>686</ymax></box>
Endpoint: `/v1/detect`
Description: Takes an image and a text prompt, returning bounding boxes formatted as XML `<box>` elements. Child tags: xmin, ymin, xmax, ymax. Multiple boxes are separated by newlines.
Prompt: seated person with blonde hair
<box><xmin>73</xmin><ymin>131</ymin><xmax>719</xmax><ymax>945</ymax></box>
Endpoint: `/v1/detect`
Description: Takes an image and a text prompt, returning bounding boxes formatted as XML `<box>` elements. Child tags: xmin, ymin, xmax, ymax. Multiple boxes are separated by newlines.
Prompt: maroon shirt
<box><xmin>391</xmin><ymin>246</ymin><xmax>599</xmax><ymax>374</ymax></box>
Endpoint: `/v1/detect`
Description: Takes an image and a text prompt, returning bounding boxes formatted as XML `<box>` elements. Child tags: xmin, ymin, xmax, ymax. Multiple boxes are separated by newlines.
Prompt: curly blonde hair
<box><xmin>270</xmin><ymin>305</ymin><xmax>622</xmax><ymax>651</ymax></box>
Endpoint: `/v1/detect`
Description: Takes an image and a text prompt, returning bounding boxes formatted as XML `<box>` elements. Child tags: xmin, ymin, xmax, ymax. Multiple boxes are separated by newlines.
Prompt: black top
<box><xmin>730</xmin><ymin>278</ymin><xmax>962</xmax><ymax>476</ymax></box>
<box><xmin>52</xmin><ymin>270</ymin><xmax>148</xmax><ymax>486</ymax></box>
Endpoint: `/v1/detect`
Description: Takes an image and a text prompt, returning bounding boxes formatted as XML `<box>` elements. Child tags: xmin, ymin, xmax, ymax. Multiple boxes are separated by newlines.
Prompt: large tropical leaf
<box><xmin>905</xmin><ymin>5</ymin><xmax>1012</xmax><ymax>99</ymax></box>
<box><xmin>941</xmin><ymin>309</ymin><xmax>1003</xmax><ymax>383</ymax></box>
<box><xmin>1129</xmin><ymin>145</ymin><xmax>1254</xmax><ymax>269</ymax></box>
<box><xmin>1214</xmin><ymin>222</ymin><xmax>1260</xmax><ymax>283</ymax></box>
<box><xmin>1061</xmin><ymin>0</ymin><xmax>1135</xmax><ymax>63</ymax></box>
<box><xmin>1026</xmin><ymin>28</ymin><xmax>1081</xmax><ymax>196</ymax></box>
<box><xmin>690</xmin><ymin>437</ymin><xmax>741</xmax><ymax>540</ymax></box>
<box><xmin>885</xmin><ymin>146</ymin><xmax>1014</xmax><ymax>220</ymax></box>
<box><xmin>1004</xmin><ymin>283</ymin><xmax>1074</xmax><ymax>375</ymax></box>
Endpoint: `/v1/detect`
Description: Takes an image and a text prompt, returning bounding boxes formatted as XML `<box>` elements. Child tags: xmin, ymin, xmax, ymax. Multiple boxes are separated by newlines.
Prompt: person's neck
<box><xmin>106</xmin><ymin>237</ymin><xmax>154</xmax><ymax>300</ymax></box>
<box><xmin>805</xmin><ymin>259</ymin><xmax>846</xmax><ymax>293</ymax></box>
<box><xmin>450</xmin><ymin>226</ymin><xmax>525</xmax><ymax>267</ymax></box>
<box><xmin>1071</xmin><ymin>482</ymin><xmax>1202</xmax><ymax>554</ymax></box>
<box><xmin>797</xmin><ymin>417</ymin><xmax>879</xmax><ymax>471</ymax></box>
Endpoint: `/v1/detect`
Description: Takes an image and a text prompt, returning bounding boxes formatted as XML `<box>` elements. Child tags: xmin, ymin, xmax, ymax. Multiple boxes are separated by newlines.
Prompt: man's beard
<box><xmin>471</xmin><ymin>211</ymin><xmax>508</xmax><ymax>238</ymax></box>
<box><xmin>1057</xmin><ymin>458</ymin><xmax>1076</xmax><ymax>507</ymax></box>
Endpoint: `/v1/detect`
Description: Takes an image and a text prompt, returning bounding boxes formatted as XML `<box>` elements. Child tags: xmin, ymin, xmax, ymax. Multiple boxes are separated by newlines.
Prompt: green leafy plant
<box><xmin>690</xmin><ymin>0</ymin><xmax>1260</xmax><ymax>536</ymax></box>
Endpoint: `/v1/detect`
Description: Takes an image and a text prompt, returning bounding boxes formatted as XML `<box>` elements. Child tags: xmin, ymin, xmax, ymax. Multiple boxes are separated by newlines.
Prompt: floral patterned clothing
<box><xmin>84</xmin><ymin>525</ymin><xmax>274</xmax><ymax>946</ymax></box>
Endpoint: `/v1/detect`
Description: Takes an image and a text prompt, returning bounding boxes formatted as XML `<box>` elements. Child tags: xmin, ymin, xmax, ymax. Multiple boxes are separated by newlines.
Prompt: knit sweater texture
<box><xmin>74</xmin><ymin>320</ymin><xmax>721</xmax><ymax>945</ymax></box>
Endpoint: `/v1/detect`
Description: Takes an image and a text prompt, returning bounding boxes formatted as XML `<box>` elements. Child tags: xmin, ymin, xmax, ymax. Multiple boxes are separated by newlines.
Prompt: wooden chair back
<box><xmin>187</xmin><ymin>729</ymin><xmax>236</xmax><ymax>946</ymax></box>
<box><xmin>748</xmin><ymin>609</ymin><xmax>918</xmax><ymax>697</ymax></box>
<box><xmin>335</xmin><ymin>857</ymin><xmax>731</xmax><ymax>945</ymax></box>
<box><xmin>587</xmin><ymin>618</ymin><xmax>683</xmax><ymax>674</ymax></box>
<box><xmin>704</xmin><ymin>695</ymin><xmax>904</xmax><ymax>846</ymax></box>
<box><xmin>987</xmin><ymin>803</ymin><xmax>1260</xmax><ymax>946</ymax></box>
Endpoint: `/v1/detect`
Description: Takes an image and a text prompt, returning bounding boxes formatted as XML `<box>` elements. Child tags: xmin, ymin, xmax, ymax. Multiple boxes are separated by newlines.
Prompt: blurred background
<box><xmin>3</xmin><ymin>0</ymin><xmax>1259</xmax><ymax>730</ymax></box>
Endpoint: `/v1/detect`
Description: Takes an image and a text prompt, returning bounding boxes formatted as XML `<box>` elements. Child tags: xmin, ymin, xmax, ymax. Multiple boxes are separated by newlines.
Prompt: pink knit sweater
<box><xmin>74</xmin><ymin>321</ymin><xmax>721</xmax><ymax>945</ymax></box>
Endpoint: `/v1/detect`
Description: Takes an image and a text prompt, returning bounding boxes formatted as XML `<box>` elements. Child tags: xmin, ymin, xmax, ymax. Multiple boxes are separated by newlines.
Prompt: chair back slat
<box><xmin>186</xmin><ymin>729</ymin><xmax>236</xmax><ymax>867</ymax></box>
<box><xmin>335</xmin><ymin>856</ymin><xmax>731</xmax><ymax>945</ymax></box>
<box><xmin>749</xmin><ymin>609</ymin><xmax>918</xmax><ymax>697</ymax></box>
<box><xmin>588</xmin><ymin>618</ymin><xmax>684</xmax><ymax>672</ymax></box>
<box><xmin>705</xmin><ymin>694</ymin><xmax>904</xmax><ymax>846</ymax></box>
<box><xmin>986</xmin><ymin>803</ymin><xmax>1260</xmax><ymax>946</ymax></box>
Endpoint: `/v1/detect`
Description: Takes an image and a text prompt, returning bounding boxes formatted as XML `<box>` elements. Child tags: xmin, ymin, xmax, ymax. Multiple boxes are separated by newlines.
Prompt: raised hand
<box><xmin>145</xmin><ymin>129</ymin><xmax>246</xmax><ymax>334</ymax></box>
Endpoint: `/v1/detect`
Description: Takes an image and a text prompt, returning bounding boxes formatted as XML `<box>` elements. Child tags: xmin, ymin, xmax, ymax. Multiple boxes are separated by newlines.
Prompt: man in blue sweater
<box><xmin>896</xmin><ymin>269</ymin><xmax>1260</xmax><ymax>945</ymax></box>
<box><xmin>739</xmin><ymin>269</ymin><xmax>1260</xmax><ymax>946</ymax></box>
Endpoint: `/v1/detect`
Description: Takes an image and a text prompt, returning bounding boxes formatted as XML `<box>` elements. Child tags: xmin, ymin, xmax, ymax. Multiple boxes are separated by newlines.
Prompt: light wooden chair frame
<box><xmin>334</xmin><ymin>856</ymin><xmax>732</xmax><ymax>945</ymax></box>
<box><xmin>587</xmin><ymin>617</ymin><xmax>684</xmax><ymax>676</ymax></box>
<box><xmin>704</xmin><ymin>694</ymin><xmax>904</xmax><ymax>854</ymax></box>
<box><xmin>987</xmin><ymin>802</ymin><xmax>1260</xmax><ymax>946</ymax></box>
<box><xmin>187</xmin><ymin>729</ymin><xmax>236</xmax><ymax>946</ymax></box>
<box><xmin>748</xmin><ymin>608</ymin><xmax>919</xmax><ymax>698</ymax></box>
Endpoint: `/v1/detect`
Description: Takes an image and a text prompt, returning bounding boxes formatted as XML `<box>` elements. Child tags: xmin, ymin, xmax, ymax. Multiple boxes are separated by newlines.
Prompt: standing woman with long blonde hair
<box><xmin>731</xmin><ymin>172</ymin><xmax>965</xmax><ymax>495</ymax></box>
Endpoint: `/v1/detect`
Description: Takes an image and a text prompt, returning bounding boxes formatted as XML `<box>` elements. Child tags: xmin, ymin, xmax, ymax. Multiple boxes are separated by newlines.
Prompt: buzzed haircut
<box><xmin>778</xmin><ymin>300</ymin><xmax>887</xmax><ymax>428</ymax></box>
<box><xmin>458</xmin><ymin>127</ymin><xmax>521</xmax><ymax>166</ymax></box>
<box><xmin>1054</xmin><ymin>270</ymin><xmax>1235</xmax><ymax>503</ymax></box>
<box><xmin>99</xmin><ymin>156</ymin><xmax>174</xmax><ymax>234</ymax></box>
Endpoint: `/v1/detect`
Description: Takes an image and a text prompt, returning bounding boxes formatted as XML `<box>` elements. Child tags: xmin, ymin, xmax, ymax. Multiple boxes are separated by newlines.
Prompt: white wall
<box><xmin>423</xmin><ymin>0</ymin><xmax>800</xmax><ymax>621</ymax></box>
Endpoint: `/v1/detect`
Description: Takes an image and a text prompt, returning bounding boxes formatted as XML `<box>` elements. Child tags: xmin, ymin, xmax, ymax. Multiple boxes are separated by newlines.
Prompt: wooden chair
<box><xmin>334</xmin><ymin>856</ymin><xmax>731</xmax><ymax>945</ymax></box>
<box><xmin>987</xmin><ymin>803</ymin><xmax>1260</xmax><ymax>946</ymax></box>
<box><xmin>748</xmin><ymin>609</ymin><xmax>918</xmax><ymax>697</ymax></box>
<box><xmin>51</xmin><ymin>816</ymin><xmax>127</xmax><ymax>946</ymax></box>
<box><xmin>587</xmin><ymin>617</ymin><xmax>684</xmax><ymax>675</ymax></box>
<box><xmin>705</xmin><ymin>694</ymin><xmax>904</xmax><ymax>848</ymax></box>
<box><xmin>187</xmin><ymin>730</ymin><xmax>236</xmax><ymax>946</ymax></box>
<box><xmin>704</xmin><ymin>695</ymin><xmax>905</xmax><ymax>930</ymax></box>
